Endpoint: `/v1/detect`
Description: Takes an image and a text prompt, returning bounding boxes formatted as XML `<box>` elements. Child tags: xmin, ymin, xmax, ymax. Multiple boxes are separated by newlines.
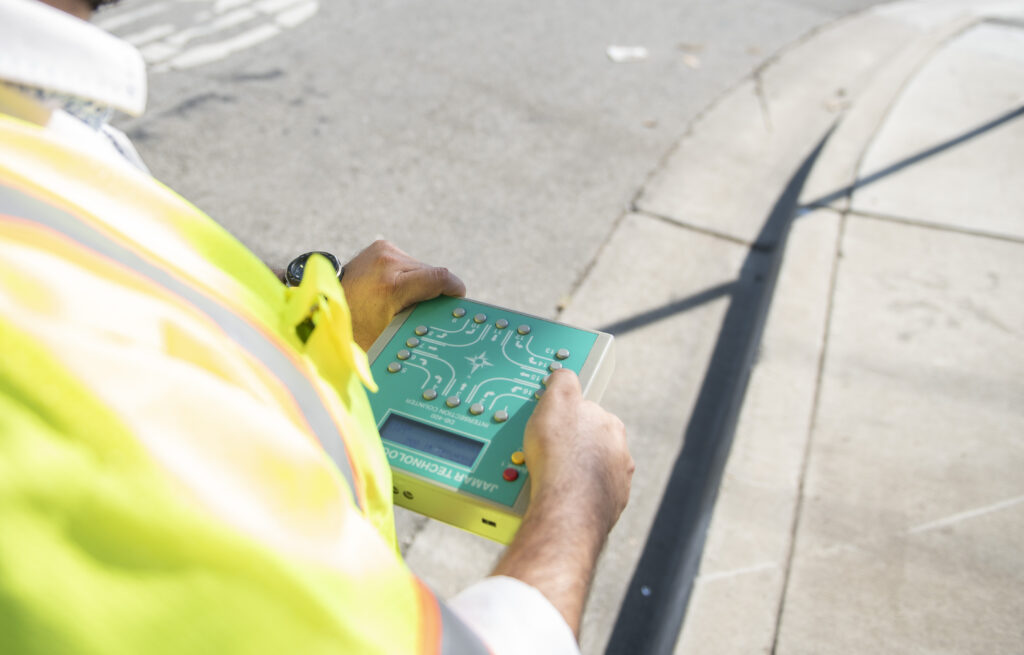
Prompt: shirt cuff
<box><xmin>447</xmin><ymin>576</ymin><xmax>580</xmax><ymax>655</ymax></box>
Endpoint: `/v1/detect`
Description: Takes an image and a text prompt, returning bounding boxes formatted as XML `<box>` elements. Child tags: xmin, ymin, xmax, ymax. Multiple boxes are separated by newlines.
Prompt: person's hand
<box><xmin>523</xmin><ymin>369</ymin><xmax>634</xmax><ymax>536</ymax></box>
<box><xmin>491</xmin><ymin>368</ymin><xmax>633</xmax><ymax>638</ymax></box>
<box><xmin>340</xmin><ymin>240</ymin><xmax>466</xmax><ymax>351</ymax></box>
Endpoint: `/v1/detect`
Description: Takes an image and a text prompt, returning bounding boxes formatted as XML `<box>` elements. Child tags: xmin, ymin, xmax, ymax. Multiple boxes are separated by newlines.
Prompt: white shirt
<box><xmin>0</xmin><ymin>0</ymin><xmax>148</xmax><ymax>171</ymax></box>
<box><xmin>0</xmin><ymin>2</ymin><xmax>579</xmax><ymax>653</ymax></box>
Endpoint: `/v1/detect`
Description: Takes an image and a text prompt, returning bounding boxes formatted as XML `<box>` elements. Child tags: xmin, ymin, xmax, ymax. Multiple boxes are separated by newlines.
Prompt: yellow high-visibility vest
<box><xmin>0</xmin><ymin>110</ymin><xmax>488</xmax><ymax>654</ymax></box>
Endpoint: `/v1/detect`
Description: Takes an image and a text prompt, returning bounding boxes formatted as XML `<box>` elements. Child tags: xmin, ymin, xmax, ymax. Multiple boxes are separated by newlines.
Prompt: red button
<box><xmin>502</xmin><ymin>468</ymin><xmax>519</xmax><ymax>482</ymax></box>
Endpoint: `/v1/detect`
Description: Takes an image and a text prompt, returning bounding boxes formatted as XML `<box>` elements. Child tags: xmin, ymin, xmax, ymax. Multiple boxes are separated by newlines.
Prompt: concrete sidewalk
<box><xmin>404</xmin><ymin>0</ymin><xmax>1024</xmax><ymax>652</ymax></box>
<box><xmin>649</xmin><ymin>2</ymin><xmax>1024</xmax><ymax>653</ymax></box>
<box><xmin>563</xmin><ymin>0</ymin><xmax>1024</xmax><ymax>652</ymax></box>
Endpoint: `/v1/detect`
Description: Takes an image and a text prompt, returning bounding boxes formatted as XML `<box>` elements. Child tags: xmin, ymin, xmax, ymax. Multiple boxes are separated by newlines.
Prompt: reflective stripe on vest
<box><xmin>0</xmin><ymin>178</ymin><xmax>491</xmax><ymax>655</ymax></box>
<box><xmin>0</xmin><ymin>180</ymin><xmax>361</xmax><ymax>509</ymax></box>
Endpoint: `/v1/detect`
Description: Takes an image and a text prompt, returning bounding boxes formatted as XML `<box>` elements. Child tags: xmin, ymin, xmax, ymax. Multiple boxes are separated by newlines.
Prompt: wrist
<box><xmin>530</xmin><ymin>472</ymin><xmax>622</xmax><ymax>540</ymax></box>
<box><xmin>526</xmin><ymin>484</ymin><xmax>614</xmax><ymax>558</ymax></box>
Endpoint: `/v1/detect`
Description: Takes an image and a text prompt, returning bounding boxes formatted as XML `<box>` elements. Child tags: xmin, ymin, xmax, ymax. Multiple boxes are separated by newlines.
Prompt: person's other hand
<box><xmin>341</xmin><ymin>240</ymin><xmax>466</xmax><ymax>351</ymax></box>
<box><xmin>523</xmin><ymin>369</ymin><xmax>634</xmax><ymax>535</ymax></box>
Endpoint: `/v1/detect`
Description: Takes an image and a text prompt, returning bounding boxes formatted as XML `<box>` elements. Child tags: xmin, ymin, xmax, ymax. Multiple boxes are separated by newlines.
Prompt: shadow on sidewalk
<box><xmin>602</xmin><ymin>104</ymin><xmax>1024</xmax><ymax>339</ymax></box>
<box><xmin>603</xmin><ymin>102</ymin><xmax>1023</xmax><ymax>655</ymax></box>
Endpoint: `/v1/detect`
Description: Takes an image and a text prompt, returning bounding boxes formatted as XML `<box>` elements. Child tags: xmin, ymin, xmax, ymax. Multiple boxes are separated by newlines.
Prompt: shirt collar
<box><xmin>0</xmin><ymin>0</ymin><xmax>147</xmax><ymax>117</ymax></box>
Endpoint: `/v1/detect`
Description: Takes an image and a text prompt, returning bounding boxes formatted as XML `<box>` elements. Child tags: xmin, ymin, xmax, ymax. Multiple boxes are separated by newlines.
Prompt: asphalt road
<box><xmin>104</xmin><ymin>0</ymin><xmax>883</xmax><ymax>316</ymax></box>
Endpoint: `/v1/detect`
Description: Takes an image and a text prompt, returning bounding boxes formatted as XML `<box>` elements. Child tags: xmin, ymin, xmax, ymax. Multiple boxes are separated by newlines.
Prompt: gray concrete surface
<box><xmin>675</xmin><ymin>207</ymin><xmax>841</xmax><ymax>655</ymax></box>
<box><xmin>560</xmin><ymin>214</ymin><xmax>748</xmax><ymax>653</ymax></box>
<box><xmin>779</xmin><ymin>214</ymin><xmax>1024</xmax><ymax>653</ymax></box>
<box><xmin>97</xmin><ymin>0</ymin><xmax>1024</xmax><ymax>652</ymax></box>
<box><xmin>104</xmin><ymin>0</ymin><xmax>884</xmax><ymax>315</ymax></box>
<box><xmin>851</xmin><ymin>21</ymin><xmax>1024</xmax><ymax>240</ymax></box>
<box><xmin>670</xmin><ymin>1</ymin><xmax>1024</xmax><ymax>653</ymax></box>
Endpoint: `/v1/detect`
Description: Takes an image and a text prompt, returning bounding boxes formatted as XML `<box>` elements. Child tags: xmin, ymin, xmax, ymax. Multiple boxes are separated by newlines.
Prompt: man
<box><xmin>0</xmin><ymin>0</ymin><xmax>634</xmax><ymax>652</ymax></box>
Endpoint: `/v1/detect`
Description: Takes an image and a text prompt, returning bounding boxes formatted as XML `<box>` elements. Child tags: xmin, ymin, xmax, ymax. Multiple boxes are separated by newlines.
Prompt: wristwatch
<box><xmin>284</xmin><ymin>251</ymin><xmax>344</xmax><ymax>287</ymax></box>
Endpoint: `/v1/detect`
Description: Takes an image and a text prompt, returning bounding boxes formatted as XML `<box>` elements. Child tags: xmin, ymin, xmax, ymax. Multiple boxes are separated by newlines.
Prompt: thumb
<box><xmin>395</xmin><ymin>266</ymin><xmax>467</xmax><ymax>310</ymax></box>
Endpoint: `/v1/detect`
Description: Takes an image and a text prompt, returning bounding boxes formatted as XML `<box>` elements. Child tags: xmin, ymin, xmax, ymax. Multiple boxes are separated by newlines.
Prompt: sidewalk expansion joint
<box><xmin>554</xmin><ymin>208</ymin><xmax>630</xmax><ymax>321</ymax></box>
<box><xmin>986</xmin><ymin>16</ymin><xmax>1024</xmax><ymax>30</ymax></box>
<box><xmin>770</xmin><ymin>207</ymin><xmax>848</xmax><ymax>655</ymax></box>
<box><xmin>606</xmin><ymin>128</ymin><xmax>834</xmax><ymax>655</ymax></box>
<box><xmin>847</xmin><ymin>209</ymin><xmax>1024</xmax><ymax>246</ymax></box>
<box><xmin>753</xmin><ymin>71</ymin><xmax>774</xmax><ymax>132</ymax></box>
<box><xmin>632</xmin><ymin>208</ymin><xmax>757</xmax><ymax>249</ymax></box>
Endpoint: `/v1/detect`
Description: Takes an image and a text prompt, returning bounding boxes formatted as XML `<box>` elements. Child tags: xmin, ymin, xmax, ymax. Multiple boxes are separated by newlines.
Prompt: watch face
<box><xmin>286</xmin><ymin>251</ymin><xmax>341</xmax><ymax>286</ymax></box>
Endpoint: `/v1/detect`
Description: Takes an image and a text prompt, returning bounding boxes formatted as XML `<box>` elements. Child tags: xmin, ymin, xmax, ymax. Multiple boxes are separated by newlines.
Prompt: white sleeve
<box><xmin>447</xmin><ymin>576</ymin><xmax>580</xmax><ymax>655</ymax></box>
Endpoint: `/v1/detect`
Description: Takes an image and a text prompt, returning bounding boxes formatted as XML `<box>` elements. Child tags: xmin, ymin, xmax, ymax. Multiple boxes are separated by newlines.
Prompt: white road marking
<box><xmin>275</xmin><ymin>0</ymin><xmax>318</xmax><ymax>27</ymax></box>
<box><xmin>160</xmin><ymin>24</ymin><xmax>281</xmax><ymax>71</ymax></box>
<box><xmin>255</xmin><ymin>0</ymin><xmax>305</xmax><ymax>12</ymax></box>
<box><xmin>122</xmin><ymin>23</ymin><xmax>176</xmax><ymax>47</ymax></box>
<box><xmin>215</xmin><ymin>0</ymin><xmax>254</xmax><ymax>12</ymax></box>
<box><xmin>140</xmin><ymin>42</ymin><xmax>178</xmax><ymax>62</ymax></box>
<box><xmin>100</xmin><ymin>0</ymin><xmax>320</xmax><ymax>72</ymax></box>
<box><xmin>165</xmin><ymin>8</ymin><xmax>258</xmax><ymax>48</ymax></box>
<box><xmin>96</xmin><ymin>2</ymin><xmax>171</xmax><ymax>31</ymax></box>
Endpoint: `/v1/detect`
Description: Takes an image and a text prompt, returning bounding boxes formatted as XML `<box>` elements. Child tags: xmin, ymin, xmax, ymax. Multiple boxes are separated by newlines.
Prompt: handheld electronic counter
<box><xmin>366</xmin><ymin>296</ymin><xmax>614</xmax><ymax>543</ymax></box>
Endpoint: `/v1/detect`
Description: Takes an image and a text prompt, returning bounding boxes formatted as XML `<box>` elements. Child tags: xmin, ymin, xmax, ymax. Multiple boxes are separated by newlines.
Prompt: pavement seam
<box><xmin>632</xmin><ymin>209</ymin><xmax>758</xmax><ymax>248</ymax></box>
<box><xmin>753</xmin><ymin>70</ymin><xmax>774</xmax><ymax>132</ymax></box>
<box><xmin>986</xmin><ymin>15</ymin><xmax>1024</xmax><ymax>30</ymax></box>
<box><xmin>554</xmin><ymin>208</ymin><xmax>630</xmax><ymax>321</ymax></box>
<box><xmin>557</xmin><ymin>207</ymin><xmax>756</xmax><ymax>322</ymax></box>
<box><xmin>845</xmin><ymin>209</ymin><xmax>1024</xmax><ymax>245</ymax></box>
<box><xmin>769</xmin><ymin>207</ymin><xmax>848</xmax><ymax>655</ymax></box>
<box><xmin>832</xmin><ymin>16</ymin><xmax>980</xmax><ymax>210</ymax></box>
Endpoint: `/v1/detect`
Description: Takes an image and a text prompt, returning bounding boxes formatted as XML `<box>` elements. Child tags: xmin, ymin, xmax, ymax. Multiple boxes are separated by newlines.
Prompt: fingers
<box><xmin>528</xmin><ymin>370</ymin><xmax>581</xmax><ymax>437</ymax></box>
<box><xmin>394</xmin><ymin>264</ymin><xmax>467</xmax><ymax>310</ymax></box>
<box><xmin>542</xmin><ymin>367</ymin><xmax>582</xmax><ymax>397</ymax></box>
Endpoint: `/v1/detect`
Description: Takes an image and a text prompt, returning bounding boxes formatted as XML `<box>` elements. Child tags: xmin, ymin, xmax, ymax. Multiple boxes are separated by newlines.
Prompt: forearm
<box><xmin>491</xmin><ymin>487</ymin><xmax>612</xmax><ymax>639</ymax></box>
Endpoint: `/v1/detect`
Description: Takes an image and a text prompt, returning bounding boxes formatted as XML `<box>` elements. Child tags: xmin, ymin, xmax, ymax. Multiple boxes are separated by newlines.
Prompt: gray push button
<box><xmin>549</xmin><ymin>361</ymin><xmax>562</xmax><ymax>372</ymax></box>
<box><xmin>414</xmin><ymin>325</ymin><xmax>429</xmax><ymax>336</ymax></box>
<box><xmin>495</xmin><ymin>318</ymin><xmax>509</xmax><ymax>329</ymax></box>
<box><xmin>446</xmin><ymin>396</ymin><xmax>461</xmax><ymax>408</ymax></box>
<box><xmin>494</xmin><ymin>409</ymin><xmax>509</xmax><ymax>423</ymax></box>
<box><xmin>474</xmin><ymin>313</ymin><xmax>487</xmax><ymax>324</ymax></box>
<box><xmin>406</xmin><ymin>337</ymin><xmax>421</xmax><ymax>348</ymax></box>
<box><xmin>396</xmin><ymin>349</ymin><xmax>411</xmax><ymax>360</ymax></box>
<box><xmin>555</xmin><ymin>348</ymin><xmax>570</xmax><ymax>360</ymax></box>
<box><xmin>387</xmin><ymin>362</ymin><xmax>402</xmax><ymax>373</ymax></box>
<box><xmin>453</xmin><ymin>307</ymin><xmax>467</xmax><ymax>318</ymax></box>
<box><xmin>517</xmin><ymin>324</ymin><xmax>531</xmax><ymax>335</ymax></box>
<box><xmin>469</xmin><ymin>403</ymin><xmax>484</xmax><ymax>415</ymax></box>
<box><xmin>422</xmin><ymin>389</ymin><xmax>438</xmax><ymax>401</ymax></box>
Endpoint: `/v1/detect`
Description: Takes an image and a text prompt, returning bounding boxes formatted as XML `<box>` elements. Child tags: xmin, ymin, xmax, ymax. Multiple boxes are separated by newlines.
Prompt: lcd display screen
<box><xmin>381</xmin><ymin>414</ymin><xmax>484</xmax><ymax>468</ymax></box>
